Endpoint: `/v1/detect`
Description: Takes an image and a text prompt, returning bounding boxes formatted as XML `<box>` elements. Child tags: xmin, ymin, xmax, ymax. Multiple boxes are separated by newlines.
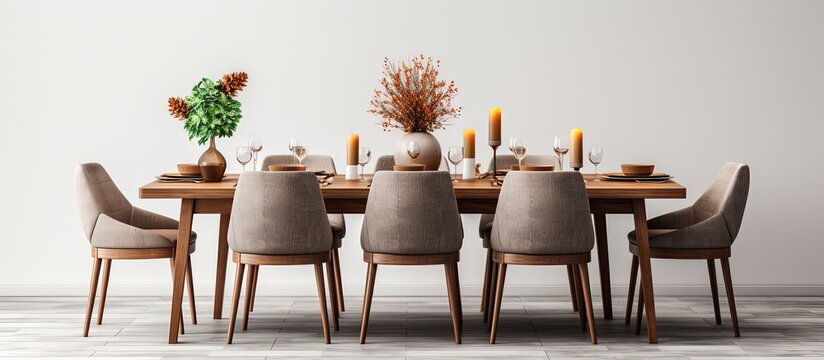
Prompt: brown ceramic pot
<box><xmin>198</xmin><ymin>137</ymin><xmax>226</xmax><ymax>182</ymax></box>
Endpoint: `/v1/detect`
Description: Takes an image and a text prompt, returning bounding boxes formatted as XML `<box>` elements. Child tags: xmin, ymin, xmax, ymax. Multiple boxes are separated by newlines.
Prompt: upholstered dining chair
<box><xmin>259</xmin><ymin>154</ymin><xmax>346</xmax><ymax>313</ymax></box>
<box><xmin>488</xmin><ymin>171</ymin><xmax>597</xmax><ymax>344</ymax></box>
<box><xmin>626</xmin><ymin>163</ymin><xmax>749</xmax><ymax>337</ymax></box>
<box><xmin>75</xmin><ymin>163</ymin><xmax>197</xmax><ymax>337</ymax></box>
<box><xmin>226</xmin><ymin>171</ymin><xmax>338</xmax><ymax>344</ymax></box>
<box><xmin>373</xmin><ymin>154</ymin><xmax>450</xmax><ymax>171</ymax></box>
<box><xmin>359</xmin><ymin>171</ymin><xmax>464</xmax><ymax>344</ymax></box>
<box><xmin>478</xmin><ymin>155</ymin><xmax>573</xmax><ymax>318</ymax></box>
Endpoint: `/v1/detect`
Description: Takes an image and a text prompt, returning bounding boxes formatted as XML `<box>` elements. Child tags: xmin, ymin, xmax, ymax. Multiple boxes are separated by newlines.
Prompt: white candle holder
<box><xmin>345</xmin><ymin>164</ymin><xmax>359</xmax><ymax>180</ymax></box>
<box><xmin>462</xmin><ymin>158</ymin><xmax>476</xmax><ymax>180</ymax></box>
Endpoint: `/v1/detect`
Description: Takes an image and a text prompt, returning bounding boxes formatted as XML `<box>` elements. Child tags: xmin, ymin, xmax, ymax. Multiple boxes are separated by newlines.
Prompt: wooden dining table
<box><xmin>139</xmin><ymin>173</ymin><xmax>685</xmax><ymax>344</ymax></box>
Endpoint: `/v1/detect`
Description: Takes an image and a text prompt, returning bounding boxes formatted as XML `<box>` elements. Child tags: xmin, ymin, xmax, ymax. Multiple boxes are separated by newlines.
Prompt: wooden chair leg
<box><xmin>325</xmin><ymin>259</ymin><xmax>340</xmax><ymax>331</ymax></box>
<box><xmin>489</xmin><ymin>263</ymin><xmax>507</xmax><ymax>344</ymax></box>
<box><xmin>82</xmin><ymin>258</ymin><xmax>102</xmax><ymax>337</ymax></box>
<box><xmin>169</xmin><ymin>259</ymin><xmax>184</xmax><ymax>335</ymax></box>
<box><xmin>452</xmin><ymin>262</ymin><xmax>463</xmax><ymax>328</ymax></box>
<box><xmin>313</xmin><ymin>262</ymin><xmax>331</xmax><ymax>344</ymax></box>
<box><xmin>226</xmin><ymin>262</ymin><xmax>245</xmax><ymax>344</ymax></box>
<box><xmin>242</xmin><ymin>265</ymin><xmax>255</xmax><ymax>331</ymax></box>
<box><xmin>626</xmin><ymin>256</ymin><xmax>639</xmax><ymax>324</ymax></box>
<box><xmin>444</xmin><ymin>263</ymin><xmax>462</xmax><ymax>344</ymax></box>
<box><xmin>481</xmin><ymin>249</ymin><xmax>492</xmax><ymax>313</ymax></box>
<box><xmin>567</xmin><ymin>265</ymin><xmax>579</xmax><ymax>312</ymax></box>
<box><xmin>249</xmin><ymin>265</ymin><xmax>258</xmax><ymax>313</ymax></box>
<box><xmin>720</xmin><ymin>258</ymin><xmax>741</xmax><ymax>337</ymax></box>
<box><xmin>484</xmin><ymin>260</ymin><xmax>498</xmax><ymax>326</ymax></box>
<box><xmin>578</xmin><ymin>263</ymin><xmax>598</xmax><ymax>344</ymax></box>
<box><xmin>635</xmin><ymin>283</ymin><xmax>645</xmax><ymax>335</ymax></box>
<box><xmin>573</xmin><ymin>265</ymin><xmax>587</xmax><ymax>331</ymax></box>
<box><xmin>332</xmin><ymin>249</ymin><xmax>345</xmax><ymax>313</ymax></box>
<box><xmin>186</xmin><ymin>255</ymin><xmax>197</xmax><ymax>325</ymax></box>
<box><xmin>96</xmin><ymin>259</ymin><xmax>112</xmax><ymax>325</ymax></box>
<box><xmin>707</xmin><ymin>259</ymin><xmax>722</xmax><ymax>325</ymax></box>
<box><xmin>359</xmin><ymin>263</ymin><xmax>377</xmax><ymax>344</ymax></box>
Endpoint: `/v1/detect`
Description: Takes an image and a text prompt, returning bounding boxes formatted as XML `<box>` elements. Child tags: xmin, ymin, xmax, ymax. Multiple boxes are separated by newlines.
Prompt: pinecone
<box><xmin>219</xmin><ymin>71</ymin><xmax>248</xmax><ymax>97</ymax></box>
<box><xmin>168</xmin><ymin>97</ymin><xmax>189</xmax><ymax>120</ymax></box>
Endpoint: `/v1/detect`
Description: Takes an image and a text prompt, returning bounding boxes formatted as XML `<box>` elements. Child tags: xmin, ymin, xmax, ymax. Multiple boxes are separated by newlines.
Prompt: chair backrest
<box><xmin>373</xmin><ymin>154</ymin><xmax>449</xmax><ymax>172</ymax></box>
<box><xmin>361</xmin><ymin>171</ymin><xmax>463</xmax><ymax>255</ymax></box>
<box><xmin>486</xmin><ymin>154</ymin><xmax>561</xmax><ymax>172</ymax></box>
<box><xmin>692</xmin><ymin>163</ymin><xmax>750</xmax><ymax>241</ymax></box>
<box><xmin>229</xmin><ymin>171</ymin><xmax>332</xmax><ymax>255</ymax></box>
<box><xmin>75</xmin><ymin>163</ymin><xmax>133</xmax><ymax>241</ymax></box>
<box><xmin>491</xmin><ymin>171</ymin><xmax>594</xmax><ymax>255</ymax></box>
<box><xmin>261</xmin><ymin>154</ymin><xmax>337</xmax><ymax>174</ymax></box>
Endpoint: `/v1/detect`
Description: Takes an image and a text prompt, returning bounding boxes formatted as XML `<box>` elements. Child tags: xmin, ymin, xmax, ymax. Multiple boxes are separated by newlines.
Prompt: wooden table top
<box><xmin>139</xmin><ymin>173</ymin><xmax>686</xmax><ymax>200</ymax></box>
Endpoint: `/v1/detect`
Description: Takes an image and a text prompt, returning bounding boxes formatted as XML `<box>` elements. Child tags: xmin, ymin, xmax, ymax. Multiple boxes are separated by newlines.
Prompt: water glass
<box><xmin>358</xmin><ymin>147</ymin><xmax>371</xmax><ymax>180</ymax></box>
<box><xmin>510</xmin><ymin>137</ymin><xmax>527</xmax><ymax>167</ymax></box>
<box><xmin>293</xmin><ymin>145</ymin><xmax>308</xmax><ymax>165</ymax></box>
<box><xmin>448</xmin><ymin>146</ymin><xmax>464</xmax><ymax>181</ymax></box>
<box><xmin>236</xmin><ymin>146</ymin><xmax>252</xmax><ymax>172</ymax></box>
<box><xmin>588</xmin><ymin>146</ymin><xmax>605</xmax><ymax>179</ymax></box>
<box><xmin>553</xmin><ymin>136</ymin><xmax>569</xmax><ymax>171</ymax></box>
<box><xmin>249</xmin><ymin>136</ymin><xmax>263</xmax><ymax>170</ymax></box>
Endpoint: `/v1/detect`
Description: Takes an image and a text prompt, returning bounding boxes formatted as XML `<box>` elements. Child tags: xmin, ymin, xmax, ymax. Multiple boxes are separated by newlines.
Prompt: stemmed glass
<box><xmin>293</xmin><ymin>144</ymin><xmax>308</xmax><ymax>165</ymax></box>
<box><xmin>358</xmin><ymin>147</ymin><xmax>371</xmax><ymax>180</ymax></box>
<box><xmin>510</xmin><ymin>137</ymin><xmax>527</xmax><ymax>167</ymax></box>
<box><xmin>407</xmin><ymin>141</ymin><xmax>421</xmax><ymax>164</ymax></box>
<box><xmin>288</xmin><ymin>137</ymin><xmax>297</xmax><ymax>161</ymax></box>
<box><xmin>588</xmin><ymin>147</ymin><xmax>605</xmax><ymax>180</ymax></box>
<box><xmin>249</xmin><ymin>136</ymin><xmax>263</xmax><ymax>171</ymax></box>
<box><xmin>553</xmin><ymin>136</ymin><xmax>569</xmax><ymax>171</ymax></box>
<box><xmin>448</xmin><ymin>146</ymin><xmax>464</xmax><ymax>182</ymax></box>
<box><xmin>236</xmin><ymin>146</ymin><xmax>253</xmax><ymax>172</ymax></box>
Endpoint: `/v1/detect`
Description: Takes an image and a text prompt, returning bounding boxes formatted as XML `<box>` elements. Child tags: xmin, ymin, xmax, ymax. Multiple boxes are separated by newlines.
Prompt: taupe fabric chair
<box><xmin>258</xmin><ymin>154</ymin><xmax>346</xmax><ymax>312</ymax></box>
<box><xmin>627</xmin><ymin>163</ymin><xmax>749</xmax><ymax>337</ymax></box>
<box><xmin>477</xmin><ymin>155</ymin><xmax>578</xmax><ymax>316</ymax></box>
<box><xmin>373</xmin><ymin>154</ymin><xmax>450</xmax><ymax>171</ymax></box>
<box><xmin>226</xmin><ymin>171</ymin><xmax>338</xmax><ymax>344</ymax></box>
<box><xmin>488</xmin><ymin>171</ymin><xmax>597</xmax><ymax>344</ymax></box>
<box><xmin>75</xmin><ymin>163</ymin><xmax>197</xmax><ymax>337</ymax></box>
<box><xmin>359</xmin><ymin>171</ymin><xmax>464</xmax><ymax>344</ymax></box>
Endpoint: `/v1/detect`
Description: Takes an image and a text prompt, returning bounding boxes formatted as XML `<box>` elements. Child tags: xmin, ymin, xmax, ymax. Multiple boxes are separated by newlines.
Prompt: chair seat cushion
<box><xmin>147</xmin><ymin>229</ymin><xmax>197</xmax><ymax>245</ymax></box>
<box><xmin>328</xmin><ymin>214</ymin><xmax>345</xmax><ymax>249</ymax></box>
<box><xmin>628</xmin><ymin>226</ymin><xmax>729</xmax><ymax>255</ymax></box>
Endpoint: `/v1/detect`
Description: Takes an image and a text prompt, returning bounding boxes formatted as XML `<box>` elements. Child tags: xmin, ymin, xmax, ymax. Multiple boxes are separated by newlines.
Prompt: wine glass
<box><xmin>236</xmin><ymin>146</ymin><xmax>252</xmax><ymax>172</ymax></box>
<box><xmin>553</xmin><ymin>136</ymin><xmax>569</xmax><ymax>171</ymax></box>
<box><xmin>288</xmin><ymin>137</ymin><xmax>297</xmax><ymax>160</ymax></box>
<box><xmin>407</xmin><ymin>141</ymin><xmax>421</xmax><ymax>163</ymax></box>
<box><xmin>588</xmin><ymin>146</ymin><xmax>605</xmax><ymax>180</ymax></box>
<box><xmin>448</xmin><ymin>146</ymin><xmax>464</xmax><ymax>182</ymax></box>
<box><xmin>249</xmin><ymin>136</ymin><xmax>263</xmax><ymax>171</ymax></box>
<box><xmin>293</xmin><ymin>145</ymin><xmax>308</xmax><ymax>165</ymax></box>
<box><xmin>358</xmin><ymin>147</ymin><xmax>371</xmax><ymax>180</ymax></box>
<box><xmin>510</xmin><ymin>137</ymin><xmax>527</xmax><ymax>167</ymax></box>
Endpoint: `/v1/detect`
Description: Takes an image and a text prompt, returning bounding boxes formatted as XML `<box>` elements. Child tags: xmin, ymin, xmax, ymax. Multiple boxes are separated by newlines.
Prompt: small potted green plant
<box><xmin>168</xmin><ymin>72</ymin><xmax>248</xmax><ymax>181</ymax></box>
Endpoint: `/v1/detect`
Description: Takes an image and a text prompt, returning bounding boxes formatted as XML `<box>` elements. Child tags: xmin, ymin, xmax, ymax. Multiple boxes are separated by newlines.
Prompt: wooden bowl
<box><xmin>176</xmin><ymin>164</ymin><xmax>201</xmax><ymax>177</ymax></box>
<box><xmin>199</xmin><ymin>164</ymin><xmax>224</xmax><ymax>182</ymax></box>
<box><xmin>268</xmin><ymin>165</ymin><xmax>307</xmax><ymax>171</ymax></box>
<box><xmin>393</xmin><ymin>164</ymin><xmax>426</xmax><ymax>171</ymax></box>
<box><xmin>621</xmin><ymin>164</ymin><xmax>655</xmax><ymax>176</ymax></box>
<box><xmin>519</xmin><ymin>165</ymin><xmax>555</xmax><ymax>172</ymax></box>
<box><xmin>510</xmin><ymin>165</ymin><xmax>520</xmax><ymax>171</ymax></box>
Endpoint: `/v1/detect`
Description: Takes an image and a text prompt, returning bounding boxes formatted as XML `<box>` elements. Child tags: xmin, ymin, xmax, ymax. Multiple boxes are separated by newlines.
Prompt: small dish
<box><xmin>393</xmin><ymin>164</ymin><xmax>426</xmax><ymax>171</ymax></box>
<box><xmin>177</xmin><ymin>164</ymin><xmax>201</xmax><ymax>177</ymax></box>
<box><xmin>199</xmin><ymin>164</ymin><xmax>224</xmax><ymax>182</ymax></box>
<box><xmin>519</xmin><ymin>165</ymin><xmax>555</xmax><ymax>172</ymax></box>
<box><xmin>268</xmin><ymin>165</ymin><xmax>307</xmax><ymax>171</ymax></box>
<box><xmin>621</xmin><ymin>164</ymin><xmax>655</xmax><ymax>176</ymax></box>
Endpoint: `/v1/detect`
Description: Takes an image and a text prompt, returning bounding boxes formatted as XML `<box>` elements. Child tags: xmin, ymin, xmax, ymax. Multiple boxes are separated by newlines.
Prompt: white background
<box><xmin>1</xmin><ymin>0</ymin><xmax>822</xmax><ymax>297</ymax></box>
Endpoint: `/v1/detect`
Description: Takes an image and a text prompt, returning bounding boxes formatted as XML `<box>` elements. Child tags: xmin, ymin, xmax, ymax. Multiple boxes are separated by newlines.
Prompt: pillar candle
<box><xmin>570</xmin><ymin>128</ymin><xmax>583</xmax><ymax>169</ymax></box>
<box><xmin>463</xmin><ymin>129</ymin><xmax>475</xmax><ymax>158</ymax></box>
<box><xmin>488</xmin><ymin>107</ymin><xmax>501</xmax><ymax>145</ymax></box>
<box><xmin>347</xmin><ymin>134</ymin><xmax>359</xmax><ymax>165</ymax></box>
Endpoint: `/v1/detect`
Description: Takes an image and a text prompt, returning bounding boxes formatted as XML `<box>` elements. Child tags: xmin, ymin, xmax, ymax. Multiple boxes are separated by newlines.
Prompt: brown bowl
<box><xmin>199</xmin><ymin>164</ymin><xmax>224</xmax><ymax>182</ymax></box>
<box><xmin>519</xmin><ymin>165</ymin><xmax>555</xmax><ymax>172</ymax></box>
<box><xmin>268</xmin><ymin>165</ymin><xmax>307</xmax><ymax>171</ymax></box>
<box><xmin>393</xmin><ymin>164</ymin><xmax>426</xmax><ymax>172</ymax></box>
<box><xmin>177</xmin><ymin>163</ymin><xmax>201</xmax><ymax>177</ymax></box>
<box><xmin>621</xmin><ymin>164</ymin><xmax>655</xmax><ymax>176</ymax></box>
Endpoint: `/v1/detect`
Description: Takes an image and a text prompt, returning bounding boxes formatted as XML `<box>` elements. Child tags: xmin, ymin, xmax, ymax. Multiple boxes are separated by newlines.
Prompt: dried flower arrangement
<box><xmin>369</xmin><ymin>55</ymin><xmax>461</xmax><ymax>133</ymax></box>
<box><xmin>168</xmin><ymin>72</ymin><xmax>248</xmax><ymax>145</ymax></box>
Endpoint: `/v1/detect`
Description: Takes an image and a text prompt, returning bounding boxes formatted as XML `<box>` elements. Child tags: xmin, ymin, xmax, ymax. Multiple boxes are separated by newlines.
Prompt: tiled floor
<box><xmin>1</xmin><ymin>295</ymin><xmax>823</xmax><ymax>359</ymax></box>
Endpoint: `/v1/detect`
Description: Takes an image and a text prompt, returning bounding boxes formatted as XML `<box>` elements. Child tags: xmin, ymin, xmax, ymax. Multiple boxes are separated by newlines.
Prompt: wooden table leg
<box><xmin>213</xmin><ymin>213</ymin><xmax>231</xmax><ymax>319</ymax></box>
<box><xmin>593</xmin><ymin>213</ymin><xmax>612</xmax><ymax>320</ymax></box>
<box><xmin>169</xmin><ymin>199</ymin><xmax>194</xmax><ymax>344</ymax></box>
<box><xmin>632</xmin><ymin>199</ymin><xmax>657</xmax><ymax>344</ymax></box>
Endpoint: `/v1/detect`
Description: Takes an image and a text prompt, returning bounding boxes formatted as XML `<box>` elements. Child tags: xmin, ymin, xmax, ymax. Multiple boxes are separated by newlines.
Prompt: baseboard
<box><xmin>2</xmin><ymin>284</ymin><xmax>823</xmax><ymax>297</ymax></box>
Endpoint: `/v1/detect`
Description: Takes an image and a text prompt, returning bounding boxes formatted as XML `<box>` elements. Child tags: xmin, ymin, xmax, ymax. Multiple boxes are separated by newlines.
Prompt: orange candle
<box><xmin>464</xmin><ymin>129</ymin><xmax>476</xmax><ymax>158</ymax></box>
<box><xmin>570</xmin><ymin>128</ymin><xmax>583</xmax><ymax>169</ymax></box>
<box><xmin>488</xmin><ymin>107</ymin><xmax>501</xmax><ymax>145</ymax></box>
<box><xmin>347</xmin><ymin>133</ymin><xmax>359</xmax><ymax>165</ymax></box>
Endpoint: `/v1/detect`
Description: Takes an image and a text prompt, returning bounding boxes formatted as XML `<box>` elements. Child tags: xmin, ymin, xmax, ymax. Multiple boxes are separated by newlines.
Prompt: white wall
<box><xmin>1</xmin><ymin>0</ymin><xmax>823</xmax><ymax>297</ymax></box>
